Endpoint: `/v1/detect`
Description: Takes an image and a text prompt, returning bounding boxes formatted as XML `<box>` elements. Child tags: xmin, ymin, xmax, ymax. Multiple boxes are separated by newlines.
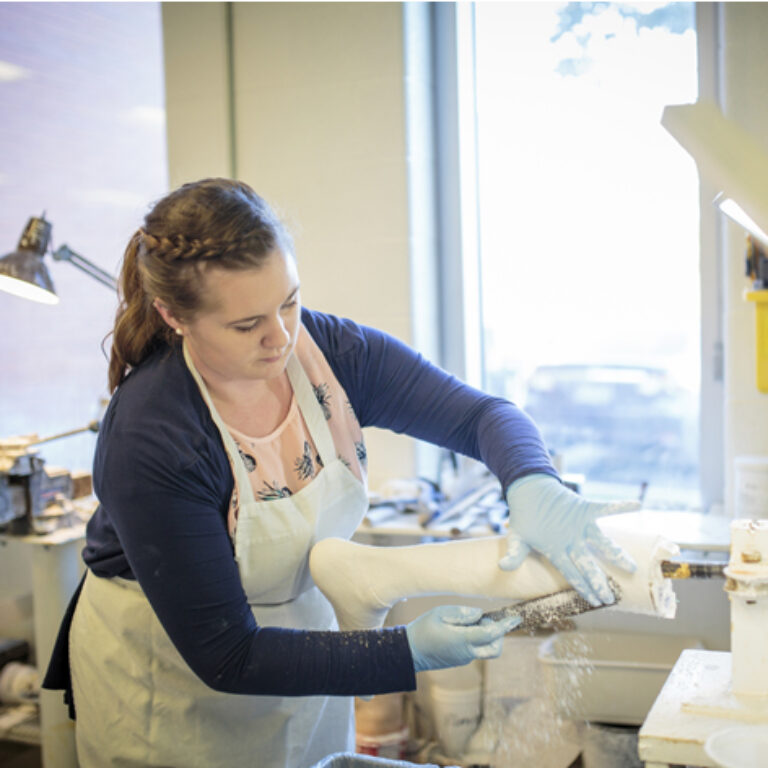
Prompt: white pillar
<box><xmin>726</xmin><ymin>519</ymin><xmax>768</xmax><ymax>697</ymax></box>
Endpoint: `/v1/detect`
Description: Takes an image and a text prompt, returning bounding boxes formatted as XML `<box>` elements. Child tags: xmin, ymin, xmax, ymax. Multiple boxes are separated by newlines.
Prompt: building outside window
<box><xmin>471</xmin><ymin>2</ymin><xmax>702</xmax><ymax>508</ymax></box>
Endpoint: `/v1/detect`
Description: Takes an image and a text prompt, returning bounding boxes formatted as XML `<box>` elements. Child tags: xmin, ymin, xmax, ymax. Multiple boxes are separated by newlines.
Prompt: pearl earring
<box><xmin>175</xmin><ymin>328</ymin><xmax>183</xmax><ymax>336</ymax></box>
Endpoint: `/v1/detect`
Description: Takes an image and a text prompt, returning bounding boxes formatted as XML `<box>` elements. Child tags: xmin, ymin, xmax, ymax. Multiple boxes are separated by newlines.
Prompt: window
<box><xmin>0</xmin><ymin>3</ymin><xmax>167</xmax><ymax>472</ymax></box>
<box><xmin>471</xmin><ymin>2</ymin><xmax>702</xmax><ymax>508</ymax></box>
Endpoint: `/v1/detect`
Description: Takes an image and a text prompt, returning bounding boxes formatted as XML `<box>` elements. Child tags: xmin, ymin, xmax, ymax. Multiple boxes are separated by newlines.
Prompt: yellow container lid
<box><xmin>745</xmin><ymin>289</ymin><xmax>768</xmax><ymax>303</ymax></box>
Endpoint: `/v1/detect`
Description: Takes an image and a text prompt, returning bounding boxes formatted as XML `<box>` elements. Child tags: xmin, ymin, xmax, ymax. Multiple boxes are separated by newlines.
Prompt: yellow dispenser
<box><xmin>745</xmin><ymin>289</ymin><xmax>768</xmax><ymax>393</ymax></box>
<box><xmin>745</xmin><ymin>237</ymin><xmax>768</xmax><ymax>393</ymax></box>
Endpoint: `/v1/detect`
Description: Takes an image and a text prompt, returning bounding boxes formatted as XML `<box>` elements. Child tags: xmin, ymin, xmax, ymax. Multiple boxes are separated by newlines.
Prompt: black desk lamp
<box><xmin>0</xmin><ymin>215</ymin><xmax>117</xmax><ymax>303</ymax></box>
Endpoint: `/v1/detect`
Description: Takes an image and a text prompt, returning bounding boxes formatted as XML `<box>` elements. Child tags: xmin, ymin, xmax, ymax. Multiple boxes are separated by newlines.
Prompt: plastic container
<box><xmin>428</xmin><ymin>684</ymin><xmax>482</xmax><ymax>757</ymax></box>
<box><xmin>312</xmin><ymin>753</ymin><xmax>437</xmax><ymax>767</ymax></box>
<box><xmin>538</xmin><ymin>631</ymin><xmax>703</xmax><ymax>725</ymax></box>
<box><xmin>734</xmin><ymin>455</ymin><xmax>768</xmax><ymax>519</ymax></box>
<box><xmin>355</xmin><ymin>693</ymin><xmax>405</xmax><ymax>740</ymax></box>
<box><xmin>705</xmin><ymin>725</ymin><xmax>768</xmax><ymax>768</ymax></box>
<box><xmin>355</xmin><ymin>727</ymin><xmax>409</xmax><ymax>760</ymax></box>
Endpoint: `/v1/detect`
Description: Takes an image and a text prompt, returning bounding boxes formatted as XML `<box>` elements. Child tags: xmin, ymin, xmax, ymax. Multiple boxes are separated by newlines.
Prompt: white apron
<box><xmin>70</xmin><ymin>346</ymin><xmax>369</xmax><ymax>768</ymax></box>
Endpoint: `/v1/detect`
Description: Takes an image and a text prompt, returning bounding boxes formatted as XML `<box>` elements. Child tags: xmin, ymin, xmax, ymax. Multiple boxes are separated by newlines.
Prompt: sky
<box><xmin>475</xmin><ymin>1</ymin><xmax>700</xmax><ymax>391</ymax></box>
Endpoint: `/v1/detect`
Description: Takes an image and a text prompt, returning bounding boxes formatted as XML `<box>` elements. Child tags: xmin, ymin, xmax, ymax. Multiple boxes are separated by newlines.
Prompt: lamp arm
<box><xmin>52</xmin><ymin>245</ymin><xmax>117</xmax><ymax>291</ymax></box>
<box><xmin>26</xmin><ymin>420</ymin><xmax>101</xmax><ymax>448</ymax></box>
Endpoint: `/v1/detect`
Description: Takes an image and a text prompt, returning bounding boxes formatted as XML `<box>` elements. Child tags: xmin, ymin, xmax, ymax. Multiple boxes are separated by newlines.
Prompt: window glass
<box><xmin>474</xmin><ymin>2</ymin><xmax>700</xmax><ymax>507</ymax></box>
<box><xmin>0</xmin><ymin>2</ymin><xmax>167</xmax><ymax>472</ymax></box>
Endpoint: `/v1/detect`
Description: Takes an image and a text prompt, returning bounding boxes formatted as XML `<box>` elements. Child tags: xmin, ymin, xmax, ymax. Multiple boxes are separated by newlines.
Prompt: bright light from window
<box><xmin>475</xmin><ymin>2</ymin><xmax>700</xmax><ymax>507</ymax></box>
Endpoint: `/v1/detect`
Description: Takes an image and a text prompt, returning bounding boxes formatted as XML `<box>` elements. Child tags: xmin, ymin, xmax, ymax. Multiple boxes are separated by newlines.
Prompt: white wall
<box><xmin>163</xmin><ymin>3</ymin><xmax>232</xmax><ymax>183</ymax></box>
<box><xmin>720</xmin><ymin>3</ymin><xmax>768</xmax><ymax>516</ymax></box>
<box><xmin>162</xmin><ymin>2</ymin><xmax>426</xmax><ymax>490</ymax></box>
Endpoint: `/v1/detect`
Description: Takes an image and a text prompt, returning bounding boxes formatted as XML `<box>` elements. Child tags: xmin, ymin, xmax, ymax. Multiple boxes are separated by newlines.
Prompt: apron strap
<box><xmin>285</xmin><ymin>355</ymin><xmax>337</xmax><ymax>468</ymax></box>
<box><xmin>183</xmin><ymin>342</ymin><xmax>338</xmax><ymax>503</ymax></box>
<box><xmin>182</xmin><ymin>341</ymin><xmax>258</xmax><ymax>505</ymax></box>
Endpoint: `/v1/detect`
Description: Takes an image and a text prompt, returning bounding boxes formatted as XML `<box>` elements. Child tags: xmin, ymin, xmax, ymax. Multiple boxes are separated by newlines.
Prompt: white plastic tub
<box><xmin>705</xmin><ymin>725</ymin><xmax>768</xmax><ymax>768</ymax></box>
<box><xmin>538</xmin><ymin>631</ymin><xmax>703</xmax><ymax>725</ymax></box>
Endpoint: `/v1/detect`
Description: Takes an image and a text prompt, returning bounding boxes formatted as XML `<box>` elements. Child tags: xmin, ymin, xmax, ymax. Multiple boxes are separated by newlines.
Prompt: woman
<box><xmin>44</xmin><ymin>178</ymin><xmax>634</xmax><ymax>767</ymax></box>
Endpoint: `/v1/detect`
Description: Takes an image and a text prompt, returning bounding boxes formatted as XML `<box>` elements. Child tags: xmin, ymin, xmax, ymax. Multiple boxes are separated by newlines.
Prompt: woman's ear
<box><xmin>153</xmin><ymin>299</ymin><xmax>182</xmax><ymax>333</ymax></box>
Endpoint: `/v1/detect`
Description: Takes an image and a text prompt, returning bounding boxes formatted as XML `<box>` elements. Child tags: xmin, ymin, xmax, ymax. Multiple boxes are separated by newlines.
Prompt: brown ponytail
<box><xmin>106</xmin><ymin>178</ymin><xmax>292</xmax><ymax>393</ymax></box>
<box><xmin>107</xmin><ymin>231</ymin><xmax>174</xmax><ymax>392</ymax></box>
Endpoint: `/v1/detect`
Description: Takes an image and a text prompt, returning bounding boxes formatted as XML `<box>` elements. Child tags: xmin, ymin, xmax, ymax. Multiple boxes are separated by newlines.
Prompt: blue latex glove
<box><xmin>405</xmin><ymin>605</ymin><xmax>520</xmax><ymax>673</ymax></box>
<box><xmin>501</xmin><ymin>474</ymin><xmax>639</xmax><ymax>606</ymax></box>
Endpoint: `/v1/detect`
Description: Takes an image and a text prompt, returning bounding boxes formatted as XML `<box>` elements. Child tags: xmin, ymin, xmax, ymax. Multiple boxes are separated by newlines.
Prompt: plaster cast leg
<box><xmin>309</xmin><ymin>519</ymin><xmax>679</xmax><ymax>631</ymax></box>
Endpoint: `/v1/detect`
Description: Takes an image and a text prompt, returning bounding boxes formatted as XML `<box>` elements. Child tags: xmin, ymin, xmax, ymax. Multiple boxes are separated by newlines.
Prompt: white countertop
<box><xmin>602</xmin><ymin>510</ymin><xmax>732</xmax><ymax>552</ymax></box>
<box><xmin>639</xmin><ymin>649</ymin><xmax>768</xmax><ymax>767</ymax></box>
<box><xmin>357</xmin><ymin>508</ymin><xmax>733</xmax><ymax>552</ymax></box>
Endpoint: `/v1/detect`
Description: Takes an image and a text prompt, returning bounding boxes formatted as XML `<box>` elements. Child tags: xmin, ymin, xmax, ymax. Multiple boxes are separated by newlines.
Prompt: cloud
<box><xmin>122</xmin><ymin>105</ymin><xmax>166</xmax><ymax>128</ymax></box>
<box><xmin>0</xmin><ymin>60</ymin><xmax>31</xmax><ymax>82</ymax></box>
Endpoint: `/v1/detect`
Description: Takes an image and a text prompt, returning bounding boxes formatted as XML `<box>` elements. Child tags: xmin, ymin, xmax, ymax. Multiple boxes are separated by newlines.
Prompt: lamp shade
<box><xmin>0</xmin><ymin>216</ymin><xmax>59</xmax><ymax>304</ymax></box>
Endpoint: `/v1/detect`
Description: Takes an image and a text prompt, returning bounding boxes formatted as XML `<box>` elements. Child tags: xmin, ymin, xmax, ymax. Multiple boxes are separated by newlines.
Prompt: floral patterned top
<box><xmin>224</xmin><ymin>324</ymin><xmax>367</xmax><ymax>537</ymax></box>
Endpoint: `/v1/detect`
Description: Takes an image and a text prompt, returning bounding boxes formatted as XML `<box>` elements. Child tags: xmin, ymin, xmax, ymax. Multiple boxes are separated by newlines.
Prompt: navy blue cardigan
<box><xmin>44</xmin><ymin>308</ymin><xmax>556</xmax><ymax>704</ymax></box>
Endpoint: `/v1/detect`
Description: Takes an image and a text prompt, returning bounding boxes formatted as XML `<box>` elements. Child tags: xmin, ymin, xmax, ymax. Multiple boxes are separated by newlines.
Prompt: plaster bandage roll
<box><xmin>309</xmin><ymin>518</ymin><xmax>679</xmax><ymax>631</ymax></box>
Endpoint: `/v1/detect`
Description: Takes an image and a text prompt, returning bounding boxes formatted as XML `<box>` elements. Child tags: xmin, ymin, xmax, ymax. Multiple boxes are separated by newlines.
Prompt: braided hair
<box><xmin>108</xmin><ymin>178</ymin><xmax>292</xmax><ymax>392</ymax></box>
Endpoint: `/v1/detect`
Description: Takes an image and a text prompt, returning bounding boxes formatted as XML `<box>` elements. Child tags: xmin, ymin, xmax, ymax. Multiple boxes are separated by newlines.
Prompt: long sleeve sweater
<box><xmin>76</xmin><ymin>308</ymin><xmax>556</xmax><ymax>698</ymax></box>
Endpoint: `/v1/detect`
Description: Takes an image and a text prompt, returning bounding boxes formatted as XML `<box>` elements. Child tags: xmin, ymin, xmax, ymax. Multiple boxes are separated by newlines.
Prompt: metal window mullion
<box><xmin>433</xmin><ymin>2</ymin><xmax>483</xmax><ymax>389</ymax></box>
<box><xmin>696</xmin><ymin>1</ymin><xmax>726</xmax><ymax>511</ymax></box>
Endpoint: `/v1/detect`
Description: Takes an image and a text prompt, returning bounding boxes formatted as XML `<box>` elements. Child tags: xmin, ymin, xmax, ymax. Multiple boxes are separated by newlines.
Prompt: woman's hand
<box><xmin>500</xmin><ymin>473</ymin><xmax>639</xmax><ymax>606</ymax></box>
<box><xmin>405</xmin><ymin>605</ymin><xmax>519</xmax><ymax>672</ymax></box>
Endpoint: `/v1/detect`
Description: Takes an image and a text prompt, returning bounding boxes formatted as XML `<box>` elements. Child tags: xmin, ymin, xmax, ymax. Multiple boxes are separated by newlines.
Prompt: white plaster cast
<box><xmin>309</xmin><ymin>518</ymin><xmax>680</xmax><ymax>631</ymax></box>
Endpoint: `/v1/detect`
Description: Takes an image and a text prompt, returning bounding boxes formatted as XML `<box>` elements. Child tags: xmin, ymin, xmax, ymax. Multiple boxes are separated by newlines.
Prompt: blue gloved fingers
<box><xmin>501</xmin><ymin>474</ymin><xmax>640</xmax><ymax>603</ymax></box>
<box><xmin>405</xmin><ymin>606</ymin><xmax>478</xmax><ymax>672</ymax></box>
<box><xmin>462</xmin><ymin>620</ymin><xmax>510</xmax><ymax>646</ymax></box>
<box><xmin>498</xmin><ymin>529</ymin><xmax>532</xmax><ymax>572</ymax></box>
<box><xmin>584</xmin><ymin>521</ymin><xmax>638</xmax><ymax>573</ymax></box>
<box><xmin>580</xmin><ymin>498</ymin><xmax>642</xmax><ymax>518</ymax></box>
<box><xmin>441</xmin><ymin>608</ymin><xmax>518</xmax><ymax>638</ymax></box>
<box><xmin>471</xmin><ymin>628</ymin><xmax>508</xmax><ymax>659</ymax></box>
<box><xmin>467</xmin><ymin>616</ymin><xmax>520</xmax><ymax>659</ymax></box>
<box><xmin>549</xmin><ymin>550</ymin><xmax>603</xmax><ymax>607</ymax></box>
<box><xmin>568</xmin><ymin>540</ymin><xmax>616</xmax><ymax>605</ymax></box>
<box><xmin>480</xmin><ymin>615</ymin><xmax>522</xmax><ymax>634</ymax></box>
<box><xmin>435</xmin><ymin>605</ymin><xmax>484</xmax><ymax>626</ymax></box>
<box><xmin>473</xmin><ymin>638</ymin><xmax>504</xmax><ymax>659</ymax></box>
<box><xmin>476</xmin><ymin>615</ymin><xmax>521</xmax><ymax>634</ymax></box>
<box><xmin>405</xmin><ymin>606</ymin><xmax>516</xmax><ymax>672</ymax></box>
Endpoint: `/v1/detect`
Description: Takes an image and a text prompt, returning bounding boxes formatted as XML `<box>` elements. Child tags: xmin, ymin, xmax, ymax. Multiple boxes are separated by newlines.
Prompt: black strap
<box><xmin>41</xmin><ymin>571</ymin><xmax>86</xmax><ymax>720</ymax></box>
